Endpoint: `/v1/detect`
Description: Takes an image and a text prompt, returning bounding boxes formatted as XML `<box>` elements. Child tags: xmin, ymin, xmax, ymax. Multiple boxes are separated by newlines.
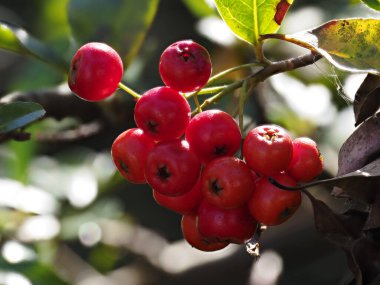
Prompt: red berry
<box><xmin>153</xmin><ymin>179</ymin><xmax>203</xmax><ymax>215</ymax></box>
<box><xmin>145</xmin><ymin>140</ymin><xmax>201</xmax><ymax>196</ymax></box>
<box><xmin>185</xmin><ymin>110</ymin><xmax>241</xmax><ymax>163</ymax></box>
<box><xmin>201</xmin><ymin>157</ymin><xmax>255</xmax><ymax>209</ymax></box>
<box><xmin>68</xmin><ymin>42</ymin><xmax>123</xmax><ymax>101</ymax></box>
<box><xmin>159</xmin><ymin>40</ymin><xmax>212</xmax><ymax>92</ymax></box>
<box><xmin>248</xmin><ymin>173</ymin><xmax>301</xmax><ymax>226</ymax></box>
<box><xmin>197</xmin><ymin>200</ymin><xmax>257</xmax><ymax>244</ymax></box>
<box><xmin>243</xmin><ymin>125</ymin><xmax>293</xmax><ymax>176</ymax></box>
<box><xmin>286</xmin><ymin>137</ymin><xmax>323</xmax><ymax>182</ymax></box>
<box><xmin>111</xmin><ymin>128</ymin><xmax>155</xmax><ymax>184</ymax></box>
<box><xmin>134</xmin><ymin>86</ymin><xmax>191</xmax><ymax>142</ymax></box>
<box><xmin>181</xmin><ymin>213</ymin><xmax>229</xmax><ymax>252</ymax></box>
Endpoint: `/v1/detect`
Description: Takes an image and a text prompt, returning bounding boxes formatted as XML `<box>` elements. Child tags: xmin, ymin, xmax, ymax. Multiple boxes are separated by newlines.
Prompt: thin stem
<box><xmin>185</xmin><ymin>85</ymin><xmax>228</xmax><ymax>99</ymax></box>
<box><xmin>118</xmin><ymin>82</ymin><xmax>141</xmax><ymax>99</ymax></box>
<box><xmin>255</xmin><ymin>40</ymin><xmax>270</xmax><ymax>64</ymax></box>
<box><xmin>192</xmin><ymin>80</ymin><xmax>244</xmax><ymax>116</ymax></box>
<box><xmin>207</xmin><ymin>63</ymin><xmax>263</xmax><ymax>85</ymax></box>
<box><xmin>193</xmin><ymin>91</ymin><xmax>202</xmax><ymax>114</ymax></box>
<box><xmin>238</xmin><ymin>80</ymin><xmax>248</xmax><ymax>134</ymax></box>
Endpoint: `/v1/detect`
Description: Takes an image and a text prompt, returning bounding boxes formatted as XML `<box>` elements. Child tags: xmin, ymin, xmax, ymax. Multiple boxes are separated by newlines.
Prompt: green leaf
<box><xmin>0</xmin><ymin>102</ymin><xmax>46</xmax><ymax>133</ymax></box>
<box><xmin>262</xmin><ymin>18</ymin><xmax>380</xmax><ymax>75</ymax></box>
<box><xmin>182</xmin><ymin>0</ymin><xmax>216</xmax><ymax>18</ymax></box>
<box><xmin>361</xmin><ymin>0</ymin><xmax>380</xmax><ymax>11</ymax></box>
<box><xmin>68</xmin><ymin>0</ymin><xmax>159</xmax><ymax>66</ymax></box>
<box><xmin>214</xmin><ymin>0</ymin><xmax>294</xmax><ymax>45</ymax></box>
<box><xmin>0</xmin><ymin>257</ymin><xmax>70</xmax><ymax>285</ymax></box>
<box><xmin>0</xmin><ymin>22</ymin><xmax>68</xmax><ymax>72</ymax></box>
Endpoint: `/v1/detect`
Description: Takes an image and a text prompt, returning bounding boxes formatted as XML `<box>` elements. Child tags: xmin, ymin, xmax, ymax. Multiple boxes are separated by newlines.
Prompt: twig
<box><xmin>196</xmin><ymin>52</ymin><xmax>322</xmax><ymax>112</ymax></box>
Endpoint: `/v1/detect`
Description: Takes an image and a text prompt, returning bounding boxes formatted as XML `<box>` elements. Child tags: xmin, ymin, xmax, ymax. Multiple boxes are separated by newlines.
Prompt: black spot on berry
<box><xmin>157</xmin><ymin>165</ymin><xmax>171</xmax><ymax>181</ymax></box>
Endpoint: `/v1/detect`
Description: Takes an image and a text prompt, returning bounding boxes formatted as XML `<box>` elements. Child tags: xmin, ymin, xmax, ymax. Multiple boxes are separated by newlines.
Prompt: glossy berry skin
<box><xmin>198</xmin><ymin>200</ymin><xmax>257</xmax><ymax>244</ymax></box>
<box><xmin>185</xmin><ymin>110</ymin><xmax>241</xmax><ymax>163</ymax></box>
<box><xmin>181</xmin><ymin>213</ymin><xmax>229</xmax><ymax>252</ymax></box>
<box><xmin>153</xmin><ymin>180</ymin><xmax>203</xmax><ymax>215</ymax></box>
<box><xmin>248</xmin><ymin>173</ymin><xmax>301</xmax><ymax>226</ymax></box>
<box><xmin>111</xmin><ymin>128</ymin><xmax>155</xmax><ymax>184</ymax></box>
<box><xmin>159</xmin><ymin>40</ymin><xmax>212</xmax><ymax>93</ymax></box>
<box><xmin>134</xmin><ymin>86</ymin><xmax>191</xmax><ymax>142</ymax></box>
<box><xmin>243</xmin><ymin>125</ymin><xmax>293</xmax><ymax>176</ymax></box>
<box><xmin>145</xmin><ymin>140</ymin><xmax>201</xmax><ymax>196</ymax></box>
<box><xmin>201</xmin><ymin>157</ymin><xmax>255</xmax><ymax>209</ymax></box>
<box><xmin>68</xmin><ymin>42</ymin><xmax>123</xmax><ymax>101</ymax></box>
<box><xmin>287</xmin><ymin>137</ymin><xmax>323</xmax><ymax>182</ymax></box>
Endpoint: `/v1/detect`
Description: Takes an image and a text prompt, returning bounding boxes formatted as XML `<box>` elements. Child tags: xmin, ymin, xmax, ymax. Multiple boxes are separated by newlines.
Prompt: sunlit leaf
<box><xmin>353</xmin><ymin>74</ymin><xmax>380</xmax><ymax>126</ymax></box>
<box><xmin>0</xmin><ymin>102</ymin><xmax>46</xmax><ymax>133</ymax></box>
<box><xmin>262</xmin><ymin>18</ymin><xmax>380</xmax><ymax>74</ymax></box>
<box><xmin>214</xmin><ymin>0</ymin><xmax>294</xmax><ymax>45</ymax></box>
<box><xmin>182</xmin><ymin>0</ymin><xmax>215</xmax><ymax>18</ymax></box>
<box><xmin>0</xmin><ymin>21</ymin><xmax>68</xmax><ymax>72</ymax></box>
<box><xmin>68</xmin><ymin>0</ymin><xmax>159</xmax><ymax>66</ymax></box>
<box><xmin>361</xmin><ymin>0</ymin><xmax>380</xmax><ymax>11</ymax></box>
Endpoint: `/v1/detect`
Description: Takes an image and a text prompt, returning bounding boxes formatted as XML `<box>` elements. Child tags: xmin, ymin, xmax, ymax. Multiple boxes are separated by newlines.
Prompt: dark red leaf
<box><xmin>274</xmin><ymin>0</ymin><xmax>291</xmax><ymax>25</ymax></box>
<box><xmin>338</xmin><ymin>113</ymin><xmax>380</xmax><ymax>177</ymax></box>
<box><xmin>354</xmin><ymin>74</ymin><xmax>380</xmax><ymax>126</ymax></box>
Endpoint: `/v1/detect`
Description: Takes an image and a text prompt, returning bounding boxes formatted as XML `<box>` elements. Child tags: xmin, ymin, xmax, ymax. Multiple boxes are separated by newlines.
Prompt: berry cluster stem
<box><xmin>118</xmin><ymin>82</ymin><xmax>141</xmax><ymax>100</ymax></box>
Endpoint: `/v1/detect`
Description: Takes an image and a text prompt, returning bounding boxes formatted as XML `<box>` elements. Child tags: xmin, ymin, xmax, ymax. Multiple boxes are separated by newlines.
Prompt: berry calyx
<box><xmin>159</xmin><ymin>40</ymin><xmax>212</xmax><ymax>92</ymax></box>
<box><xmin>243</xmin><ymin>124</ymin><xmax>293</xmax><ymax>176</ymax></box>
<box><xmin>68</xmin><ymin>42</ymin><xmax>123</xmax><ymax>101</ymax></box>
<box><xmin>134</xmin><ymin>86</ymin><xmax>191</xmax><ymax>142</ymax></box>
<box><xmin>145</xmin><ymin>140</ymin><xmax>201</xmax><ymax>196</ymax></box>
<box><xmin>111</xmin><ymin>128</ymin><xmax>155</xmax><ymax>184</ymax></box>
<box><xmin>201</xmin><ymin>157</ymin><xmax>255</xmax><ymax>209</ymax></box>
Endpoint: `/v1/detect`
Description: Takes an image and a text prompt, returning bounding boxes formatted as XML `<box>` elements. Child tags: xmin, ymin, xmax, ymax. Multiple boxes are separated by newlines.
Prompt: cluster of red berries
<box><xmin>68</xmin><ymin>40</ymin><xmax>323</xmax><ymax>252</ymax></box>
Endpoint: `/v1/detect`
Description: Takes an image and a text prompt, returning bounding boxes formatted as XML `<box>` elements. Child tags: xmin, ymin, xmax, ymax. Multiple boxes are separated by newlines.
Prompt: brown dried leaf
<box><xmin>305</xmin><ymin>192</ymin><xmax>366</xmax><ymax>246</ymax></box>
<box><xmin>354</xmin><ymin>74</ymin><xmax>380</xmax><ymax>126</ymax></box>
<box><xmin>338</xmin><ymin>113</ymin><xmax>380</xmax><ymax>177</ymax></box>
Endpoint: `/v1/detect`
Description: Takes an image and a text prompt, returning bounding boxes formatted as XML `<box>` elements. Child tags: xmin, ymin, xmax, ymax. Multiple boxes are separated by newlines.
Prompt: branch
<box><xmin>251</xmin><ymin>52</ymin><xmax>322</xmax><ymax>83</ymax></box>
<box><xmin>197</xmin><ymin>52</ymin><xmax>322</xmax><ymax>111</ymax></box>
<box><xmin>0</xmin><ymin>84</ymin><xmax>103</xmax><ymax>122</ymax></box>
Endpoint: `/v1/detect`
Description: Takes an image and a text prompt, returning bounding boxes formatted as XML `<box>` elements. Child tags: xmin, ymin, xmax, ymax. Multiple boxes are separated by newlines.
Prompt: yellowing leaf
<box><xmin>214</xmin><ymin>0</ymin><xmax>294</xmax><ymax>45</ymax></box>
<box><xmin>263</xmin><ymin>18</ymin><xmax>380</xmax><ymax>74</ymax></box>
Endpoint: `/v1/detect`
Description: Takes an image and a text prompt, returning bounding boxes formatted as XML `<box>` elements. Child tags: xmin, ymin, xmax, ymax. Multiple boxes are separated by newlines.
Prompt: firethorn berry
<box><xmin>201</xmin><ymin>157</ymin><xmax>255</xmax><ymax>209</ymax></box>
<box><xmin>68</xmin><ymin>42</ymin><xmax>123</xmax><ymax>101</ymax></box>
<box><xmin>243</xmin><ymin>124</ymin><xmax>293</xmax><ymax>176</ymax></box>
<box><xmin>181</xmin><ymin>213</ymin><xmax>229</xmax><ymax>252</ymax></box>
<box><xmin>197</xmin><ymin>200</ymin><xmax>257</xmax><ymax>244</ymax></box>
<box><xmin>145</xmin><ymin>139</ymin><xmax>201</xmax><ymax>196</ymax></box>
<box><xmin>153</xmin><ymin>180</ymin><xmax>203</xmax><ymax>215</ymax></box>
<box><xmin>159</xmin><ymin>40</ymin><xmax>212</xmax><ymax>93</ymax></box>
<box><xmin>111</xmin><ymin>128</ymin><xmax>155</xmax><ymax>184</ymax></box>
<box><xmin>185</xmin><ymin>109</ymin><xmax>241</xmax><ymax>163</ymax></box>
<box><xmin>134</xmin><ymin>86</ymin><xmax>191</xmax><ymax>142</ymax></box>
<box><xmin>286</xmin><ymin>137</ymin><xmax>323</xmax><ymax>182</ymax></box>
<box><xmin>248</xmin><ymin>172</ymin><xmax>301</xmax><ymax>226</ymax></box>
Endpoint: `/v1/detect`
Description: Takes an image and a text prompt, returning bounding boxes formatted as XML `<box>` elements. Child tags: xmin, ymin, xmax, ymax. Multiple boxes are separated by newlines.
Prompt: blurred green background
<box><xmin>0</xmin><ymin>0</ymin><xmax>377</xmax><ymax>284</ymax></box>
